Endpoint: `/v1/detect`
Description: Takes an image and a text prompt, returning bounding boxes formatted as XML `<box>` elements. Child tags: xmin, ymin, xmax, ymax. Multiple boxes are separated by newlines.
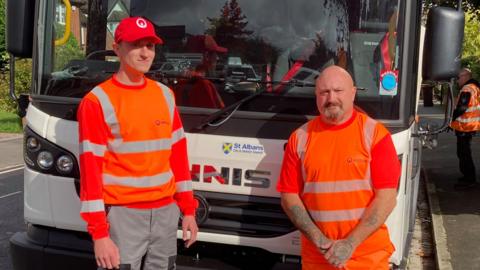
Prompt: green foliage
<box><xmin>206</xmin><ymin>0</ymin><xmax>253</xmax><ymax>46</ymax></box>
<box><xmin>0</xmin><ymin>0</ymin><xmax>8</xmax><ymax>71</ymax></box>
<box><xmin>0</xmin><ymin>110</ymin><xmax>22</xmax><ymax>133</ymax></box>
<box><xmin>54</xmin><ymin>35</ymin><xmax>85</xmax><ymax>71</ymax></box>
<box><xmin>461</xmin><ymin>11</ymin><xmax>480</xmax><ymax>79</ymax></box>
<box><xmin>424</xmin><ymin>0</ymin><xmax>480</xmax><ymax>19</ymax></box>
<box><xmin>54</xmin><ymin>23</ymin><xmax>84</xmax><ymax>71</ymax></box>
<box><xmin>0</xmin><ymin>59</ymin><xmax>32</xmax><ymax>113</ymax></box>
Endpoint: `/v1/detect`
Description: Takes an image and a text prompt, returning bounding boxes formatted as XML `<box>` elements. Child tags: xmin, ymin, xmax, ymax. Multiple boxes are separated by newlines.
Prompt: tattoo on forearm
<box><xmin>288</xmin><ymin>205</ymin><xmax>328</xmax><ymax>246</ymax></box>
<box><xmin>365</xmin><ymin>209</ymin><xmax>379</xmax><ymax>227</ymax></box>
<box><xmin>333</xmin><ymin>239</ymin><xmax>353</xmax><ymax>261</ymax></box>
<box><xmin>328</xmin><ymin>238</ymin><xmax>354</xmax><ymax>266</ymax></box>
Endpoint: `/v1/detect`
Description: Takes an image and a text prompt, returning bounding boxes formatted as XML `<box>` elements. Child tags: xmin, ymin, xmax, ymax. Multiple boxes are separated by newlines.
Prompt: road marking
<box><xmin>0</xmin><ymin>191</ymin><xmax>22</xmax><ymax>199</ymax></box>
<box><xmin>0</xmin><ymin>165</ymin><xmax>24</xmax><ymax>175</ymax></box>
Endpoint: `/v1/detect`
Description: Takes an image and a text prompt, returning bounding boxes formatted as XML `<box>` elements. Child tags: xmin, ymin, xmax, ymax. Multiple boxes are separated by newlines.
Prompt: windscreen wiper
<box><xmin>194</xmin><ymin>79</ymin><xmax>316</xmax><ymax>131</ymax></box>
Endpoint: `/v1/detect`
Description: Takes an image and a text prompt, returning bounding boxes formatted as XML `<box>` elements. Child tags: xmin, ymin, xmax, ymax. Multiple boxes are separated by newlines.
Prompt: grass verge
<box><xmin>0</xmin><ymin>111</ymin><xmax>22</xmax><ymax>133</ymax></box>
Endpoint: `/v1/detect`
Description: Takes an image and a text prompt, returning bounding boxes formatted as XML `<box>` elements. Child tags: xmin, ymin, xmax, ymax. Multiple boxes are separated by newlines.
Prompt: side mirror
<box><xmin>422</xmin><ymin>7</ymin><xmax>465</xmax><ymax>81</ymax></box>
<box><xmin>6</xmin><ymin>0</ymin><xmax>36</xmax><ymax>58</ymax></box>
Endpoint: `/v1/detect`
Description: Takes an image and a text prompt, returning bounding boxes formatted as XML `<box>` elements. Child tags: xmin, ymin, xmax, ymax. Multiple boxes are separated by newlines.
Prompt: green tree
<box><xmin>53</xmin><ymin>22</ymin><xmax>84</xmax><ymax>71</ymax></box>
<box><xmin>0</xmin><ymin>59</ymin><xmax>32</xmax><ymax>113</ymax></box>
<box><xmin>460</xmin><ymin>11</ymin><xmax>480</xmax><ymax>78</ymax></box>
<box><xmin>0</xmin><ymin>0</ymin><xmax>8</xmax><ymax>70</ymax></box>
<box><xmin>424</xmin><ymin>0</ymin><xmax>480</xmax><ymax>18</ymax></box>
<box><xmin>207</xmin><ymin>0</ymin><xmax>253</xmax><ymax>46</ymax></box>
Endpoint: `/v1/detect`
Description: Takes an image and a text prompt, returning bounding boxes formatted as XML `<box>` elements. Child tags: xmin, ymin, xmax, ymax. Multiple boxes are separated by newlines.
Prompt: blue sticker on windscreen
<box><xmin>379</xmin><ymin>70</ymin><xmax>398</xmax><ymax>96</ymax></box>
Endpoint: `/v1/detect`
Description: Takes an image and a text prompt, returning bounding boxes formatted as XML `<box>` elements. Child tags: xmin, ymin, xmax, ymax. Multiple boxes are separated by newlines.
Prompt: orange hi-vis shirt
<box><xmin>277</xmin><ymin>111</ymin><xmax>400</xmax><ymax>264</ymax></box>
<box><xmin>450</xmin><ymin>82</ymin><xmax>480</xmax><ymax>132</ymax></box>
<box><xmin>78</xmin><ymin>75</ymin><xmax>196</xmax><ymax>240</ymax></box>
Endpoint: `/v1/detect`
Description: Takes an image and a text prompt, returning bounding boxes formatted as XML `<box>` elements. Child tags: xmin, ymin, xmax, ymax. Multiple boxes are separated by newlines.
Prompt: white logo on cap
<box><xmin>136</xmin><ymin>18</ymin><xmax>147</xmax><ymax>29</ymax></box>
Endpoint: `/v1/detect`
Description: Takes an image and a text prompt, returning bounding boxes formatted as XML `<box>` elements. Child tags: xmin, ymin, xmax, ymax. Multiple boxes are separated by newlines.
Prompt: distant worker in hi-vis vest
<box><xmin>77</xmin><ymin>17</ymin><xmax>198</xmax><ymax>270</ymax></box>
<box><xmin>277</xmin><ymin>66</ymin><xmax>401</xmax><ymax>269</ymax></box>
<box><xmin>450</xmin><ymin>68</ymin><xmax>480</xmax><ymax>190</ymax></box>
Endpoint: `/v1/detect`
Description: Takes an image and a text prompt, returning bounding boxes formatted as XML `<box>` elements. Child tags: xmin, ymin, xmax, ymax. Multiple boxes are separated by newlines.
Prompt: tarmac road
<box><xmin>0</xmin><ymin>167</ymin><xmax>25</xmax><ymax>270</ymax></box>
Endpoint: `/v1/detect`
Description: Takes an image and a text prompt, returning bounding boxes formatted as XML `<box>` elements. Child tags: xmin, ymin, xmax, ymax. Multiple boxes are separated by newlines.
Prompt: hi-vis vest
<box><xmin>450</xmin><ymin>83</ymin><xmax>480</xmax><ymax>132</ymax></box>
<box><xmin>294</xmin><ymin>113</ymin><xmax>394</xmax><ymax>263</ymax></box>
<box><xmin>80</xmin><ymin>78</ymin><xmax>182</xmax><ymax>206</ymax></box>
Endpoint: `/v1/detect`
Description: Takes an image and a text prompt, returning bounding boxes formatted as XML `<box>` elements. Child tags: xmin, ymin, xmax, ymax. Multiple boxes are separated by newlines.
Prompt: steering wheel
<box><xmin>86</xmin><ymin>50</ymin><xmax>116</xmax><ymax>60</ymax></box>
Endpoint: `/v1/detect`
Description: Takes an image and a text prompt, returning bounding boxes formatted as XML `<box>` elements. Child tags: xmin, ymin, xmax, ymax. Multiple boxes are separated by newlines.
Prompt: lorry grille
<box><xmin>191</xmin><ymin>191</ymin><xmax>295</xmax><ymax>238</ymax></box>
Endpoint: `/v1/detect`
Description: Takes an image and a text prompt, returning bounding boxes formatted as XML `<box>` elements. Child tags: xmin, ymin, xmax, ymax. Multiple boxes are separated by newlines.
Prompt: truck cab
<box><xmin>6</xmin><ymin>0</ymin><xmax>464</xmax><ymax>269</ymax></box>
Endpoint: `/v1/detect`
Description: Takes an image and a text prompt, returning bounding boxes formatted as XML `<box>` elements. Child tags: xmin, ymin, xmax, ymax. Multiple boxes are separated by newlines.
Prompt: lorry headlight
<box><xmin>26</xmin><ymin>136</ymin><xmax>41</xmax><ymax>152</ymax></box>
<box><xmin>24</xmin><ymin>126</ymin><xmax>80</xmax><ymax>178</ymax></box>
<box><xmin>37</xmin><ymin>151</ymin><xmax>54</xmax><ymax>169</ymax></box>
<box><xmin>56</xmin><ymin>155</ymin><xmax>74</xmax><ymax>174</ymax></box>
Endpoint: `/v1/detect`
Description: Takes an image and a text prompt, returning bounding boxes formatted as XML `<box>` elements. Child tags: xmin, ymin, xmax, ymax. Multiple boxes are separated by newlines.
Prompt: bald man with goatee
<box><xmin>277</xmin><ymin>66</ymin><xmax>401</xmax><ymax>269</ymax></box>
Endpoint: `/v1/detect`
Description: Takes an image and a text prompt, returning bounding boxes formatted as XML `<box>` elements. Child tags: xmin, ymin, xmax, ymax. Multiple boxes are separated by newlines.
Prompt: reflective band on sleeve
<box><xmin>91</xmin><ymin>87</ymin><xmax>122</xmax><ymax>140</ymax></box>
<box><xmin>362</xmin><ymin>117</ymin><xmax>376</xmax><ymax>185</ymax></box>
<box><xmin>303</xmin><ymin>179</ymin><xmax>372</xmax><ymax>194</ymax></box>
<box><xmin>108</xmin><ymin>138</ymin><xmax>172</xmax><ymax>153</ymax></box>
<box><xmin>103</xmin><ymin>171</ymin><xmax>173</xmax><ymax>188</ymax></box>
<box><xmin>176</xmin><ymin>181</ymin><xmax>193</xmax><ymax>193</ymax></box>
<box><xmin>295</xmin><ymin>123</ymin><xmax>309</xmax><ymax>182</ymax></box>
<box><xmin>80</xmin><ymin>199</ymin><xmax>105</xmax><ymax>213</ymax></box>
<box><xmin>456</xmin><ymin>117</ymin><xmax>480</xmax><ymax>123</ymax></box>
<box><xmin>156</xmin><ymin>82</ymin><xmax>175</xmax><ymax>123</ymax></box>
<box><xmin>466</xmin><ymin>106</ymin><xmax>480</xmax><ymax>113</ymax></box>
<box><xmin>80</xmin><ymin>140</ymin><xmax>107</xmax><ymax>157</ymax></box>
<box><xmin>309</xmin><ymin>207</ymin><xmax>365</xmax><ymax>222</ymax></box>
<box><xmin>363</xmin><ymin>117</ymin><xmax>377</xmax><ymax>153</ymax></box>
<box><xmin>171</xmin><ymin>128</ymin><xmax>185</xmax><ymax>145</ymax></box>
<box><xmin>364</xmin><ymin>164</ymin><xmax>372</xmax><ymax>183</ymax></box>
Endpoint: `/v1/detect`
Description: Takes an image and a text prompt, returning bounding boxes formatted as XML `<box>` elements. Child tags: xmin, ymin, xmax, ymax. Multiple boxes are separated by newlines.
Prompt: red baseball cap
<box><xmin>114</xmin><ymin>17</ymin><xmax>163</xmax><ymax>44</ymax></box>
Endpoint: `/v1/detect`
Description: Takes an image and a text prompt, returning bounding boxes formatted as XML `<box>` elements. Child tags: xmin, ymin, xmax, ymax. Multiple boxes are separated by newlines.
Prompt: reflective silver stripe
<box><xmin>103</xmin><ymin>171</ymin><xmax>173</xmax><ymax>188</ymax></box>
<box><xmin>363</xmin><ymin>117</ymin><xmax>376</xmax><ymax>185</ymax></box>
<box><xmin>80</xmin><ymin>140</ymin><xmax>107</xmax><ymax>157</ymax></box>
<box><xmin>171</xmin><ymin>128</ymin><xmax>185</xmax><ymax>145</ymax></box>
<box><xmin>303</xmin><ymin>179</ymin><xmax>372</xmax><ymax>194</ymax></box>
<box><xmin>91</xmin><ymin>87</ymin><xmax>122</xmax><ymax>139</ymax></box>
<box><xmin>456</xmin><ymin>117</ymin><xmax>480</xmax><ymax>123</ymax></box>
<box><xmin>364</xmin><ymin>163</ymin><xmax>372</xmax><ymax>184</ymax></box>
<box><xmin>295</xmin><ymin>122</ymin><xmax>309</xmax><ymax>181</ymax></box>
<box><xmin>176</xmin><ymin>181</ymin><xmax>193</xmax><ymax>193</ymax></box>
<box><xmin>309</xmin><ymin>208</ymin><xmax>365</xmax><ymax>222</ymax></box>
<box><xmin>156</xmin><ymin>82</ymin><xmax>175</xmax><ymax>123</ymax></box>
<box><xmin>109</xmin><ymin>138</ymin><xmax>172</xmax><ymax>153</ymax></box>
<box><xmin>466</xmin><ymin>106</ymin><xmax>480</xmax><ymax>112</ymax></box>
<box><xmin>363</xmin><ymin>117</ymin><xmax>377</xmax><ymax>153</ymax></box>
<box><xmin>80</xmin><ymin>199</ymin><xmax>105</xmax><ymax>213</ymax></box>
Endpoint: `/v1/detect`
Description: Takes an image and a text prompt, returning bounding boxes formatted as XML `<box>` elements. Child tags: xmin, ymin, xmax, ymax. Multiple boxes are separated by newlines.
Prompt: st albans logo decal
<box><xmin>222</xmin><ymin>143</ymin><xmax>233</xmax><ymax>154</ymax></box>
<box><xmin>222</xmin><ymin>142</ymin><xmax>264</xmax><ymax>155</ymax></box>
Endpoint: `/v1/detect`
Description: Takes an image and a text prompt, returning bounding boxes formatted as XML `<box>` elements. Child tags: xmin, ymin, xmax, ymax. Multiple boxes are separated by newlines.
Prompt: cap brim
<box><xmin>121</xmin><ymin>35</ymin><xmax>164</xmax><ymax>45</ymax></box>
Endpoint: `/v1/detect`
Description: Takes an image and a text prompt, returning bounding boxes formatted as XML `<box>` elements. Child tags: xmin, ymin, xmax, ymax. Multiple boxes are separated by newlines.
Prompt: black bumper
<box><xmin>9</xmin><ymin>225</ymin><xmax>96</xmax><ymax>270</ymax></box>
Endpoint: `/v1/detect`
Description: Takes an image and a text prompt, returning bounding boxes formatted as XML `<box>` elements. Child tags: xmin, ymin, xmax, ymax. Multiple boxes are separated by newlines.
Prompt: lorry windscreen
<box><xmin>40</xmin><ymin>0</ymin><xmax>402</xmax><ymax>120</ymax></box>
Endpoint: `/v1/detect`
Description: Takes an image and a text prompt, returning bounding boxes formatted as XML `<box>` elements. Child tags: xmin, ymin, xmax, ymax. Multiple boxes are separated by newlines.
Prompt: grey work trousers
<box><xmin>107</xmin><ymin>202</ymin><xmax>180</xmax><ymax>270</ymax></box>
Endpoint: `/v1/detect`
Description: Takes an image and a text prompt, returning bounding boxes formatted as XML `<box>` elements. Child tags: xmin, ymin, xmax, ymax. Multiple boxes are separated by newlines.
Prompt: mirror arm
<box><xmin>415</xmin><ymin>78</ymin><xmax>455</xmax><ymax>136</ymax></box>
